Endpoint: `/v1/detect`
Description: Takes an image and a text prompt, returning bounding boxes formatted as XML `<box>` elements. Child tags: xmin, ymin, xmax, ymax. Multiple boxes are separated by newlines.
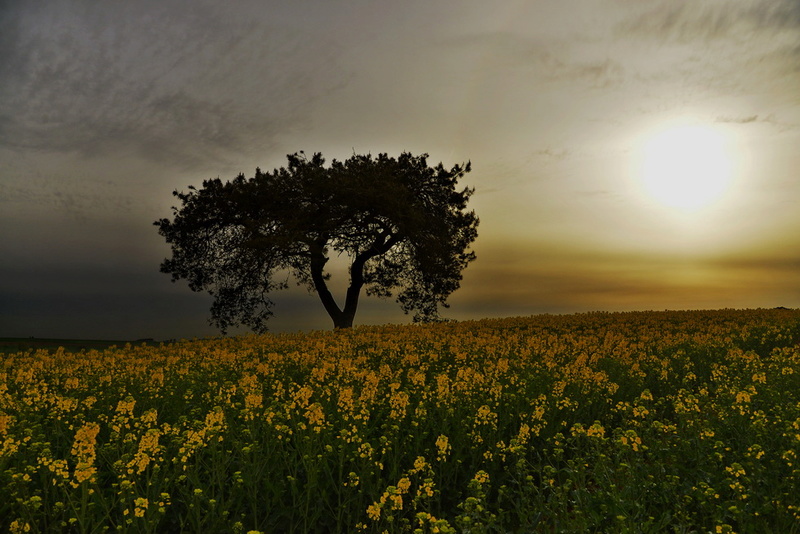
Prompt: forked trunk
<box><xmin>309</xmin><ymin>233</ymin><xmax>400</xmax><ymax>329</ymax></box>
<box><xmin>309</xmin><ymin>243</ymin><xmax>362</xmax><ymax>329</ymax></box>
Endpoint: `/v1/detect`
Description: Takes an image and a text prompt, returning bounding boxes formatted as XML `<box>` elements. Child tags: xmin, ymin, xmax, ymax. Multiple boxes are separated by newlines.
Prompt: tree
<box><xmin>154</xmin><ymin>152</ymin><xmax>479</xmax><ymax>332</ymax></box>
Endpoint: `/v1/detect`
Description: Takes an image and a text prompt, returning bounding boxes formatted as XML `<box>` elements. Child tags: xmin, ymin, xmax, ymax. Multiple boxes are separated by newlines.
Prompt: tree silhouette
<box><xmin>154</xmin><ymin>152</ymin><xmax>478</xmax><ymax>332</ymax></box>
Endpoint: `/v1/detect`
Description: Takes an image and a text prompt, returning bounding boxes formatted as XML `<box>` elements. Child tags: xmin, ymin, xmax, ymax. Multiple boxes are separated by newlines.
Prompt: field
<box><xmin>0</xmin><ymin>339</ymin><xmax>137</xmax><ymax>356</ymax></box>
<box><xmin>2</xmin><ymin>309</ymin><xmax>800</xmax><ymax>533</ymax></box>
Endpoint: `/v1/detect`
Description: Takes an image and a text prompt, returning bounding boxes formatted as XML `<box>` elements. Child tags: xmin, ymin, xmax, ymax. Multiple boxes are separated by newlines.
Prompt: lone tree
<box><xmin>154</xmin><ymin>152</ymin><xmax>478</xmax><ymax>332</ymax></box>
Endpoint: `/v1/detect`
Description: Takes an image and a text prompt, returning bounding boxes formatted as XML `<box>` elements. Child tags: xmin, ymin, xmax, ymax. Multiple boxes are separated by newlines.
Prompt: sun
<box><xmin>638</xmin><ymin>124</ymin><xmax>734</xmax><ymax>211</ymax></box>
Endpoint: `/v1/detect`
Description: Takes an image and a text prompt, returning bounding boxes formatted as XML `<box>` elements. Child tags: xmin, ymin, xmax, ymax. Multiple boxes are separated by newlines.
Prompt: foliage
<box><xmin>2</xmin><ymin>309</ymin><xmax>800</xmax><ymax>533</ymax></box>
<box><xmin>154</xmin><ymin>152</ymin><xmax>478</xmax><ymax>332</ymax></box>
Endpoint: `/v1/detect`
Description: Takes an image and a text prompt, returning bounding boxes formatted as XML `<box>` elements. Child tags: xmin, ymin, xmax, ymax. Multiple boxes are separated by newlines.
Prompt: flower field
<box><xmin>2</xmin><ymin>309</ymin><xmax>800</xmax><ymax>533</ymax></box>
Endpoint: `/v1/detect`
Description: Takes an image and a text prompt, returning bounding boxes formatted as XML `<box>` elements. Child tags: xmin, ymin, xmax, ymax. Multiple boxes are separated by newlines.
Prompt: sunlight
<box><xmin>637</xmin><ymin>123</ymin><xmax>734</xmax><ymax>211</ymax></box>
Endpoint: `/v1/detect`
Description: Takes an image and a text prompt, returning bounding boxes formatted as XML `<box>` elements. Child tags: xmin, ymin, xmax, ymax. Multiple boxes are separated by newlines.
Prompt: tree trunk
<box><xmin>333</xmin><ymin>312</ymin><xmax>355</xmax><ymax>329</ymax></box>
<box><xmin>338</xmin><ymin>253</ymin><xmax>367</xmax><ymax>329</ymax></box>
<box><xmin>309</xmin><ymin>233</ymin><xmax>402</xmax><ymax>329</ymax></box>
<box><xmin>309</xmin><ymin>240</ymin><xmax>348</xmax><ymax>328</ymax></box>
<box><xmin>318</xmin><ymin>251</ymin><xmax>364</xmax><ymax>329</ymax></box>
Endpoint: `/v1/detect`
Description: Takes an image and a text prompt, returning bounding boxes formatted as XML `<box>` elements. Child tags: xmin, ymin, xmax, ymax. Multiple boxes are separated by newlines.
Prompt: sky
<box><xmin>1</xmin><ymin>0</ymin><xmax>799</xmax><ymax>340</ymax></box>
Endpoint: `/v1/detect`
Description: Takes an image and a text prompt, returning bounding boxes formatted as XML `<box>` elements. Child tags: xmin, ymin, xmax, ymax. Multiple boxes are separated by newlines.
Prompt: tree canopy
<box><xmin>154</xmin><ymin>152</ymin><xmax>479</xmax><ymax>332</ymax></box>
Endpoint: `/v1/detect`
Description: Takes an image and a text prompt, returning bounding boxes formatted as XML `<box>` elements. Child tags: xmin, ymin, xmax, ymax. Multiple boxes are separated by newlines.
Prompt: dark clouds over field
<box><xmin>1</xmin><ymin>0</ymin><xmax>799</xmax><ymax>339</ymax></box>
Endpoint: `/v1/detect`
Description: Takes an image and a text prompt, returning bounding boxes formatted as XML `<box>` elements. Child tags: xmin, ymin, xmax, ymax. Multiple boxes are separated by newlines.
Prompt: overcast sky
<box><xmin>1</xmin><ymin>0</ymin><xmax>799</xmax><ymax>340</ymax></box>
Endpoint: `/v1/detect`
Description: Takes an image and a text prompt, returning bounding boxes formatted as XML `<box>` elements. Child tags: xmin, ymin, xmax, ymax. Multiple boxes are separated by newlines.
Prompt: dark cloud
<box><xmin>0</xmin><ymin>258</ymin><xmax>409</xmax><ymax>339</ymax></box>
<box><xmin>0</xmin><ymin>1</ymin><xmax>351</xmax><ymax>169</ymax></box>
<box><xmin>0</xmin><ymin>176</ymin><xmax>133</xmax><ymax>220</ymax></box>
<box><xmin>0</xmin><ymin>286</ymin><xmax>216</xmax><ymax>340</ymax></box>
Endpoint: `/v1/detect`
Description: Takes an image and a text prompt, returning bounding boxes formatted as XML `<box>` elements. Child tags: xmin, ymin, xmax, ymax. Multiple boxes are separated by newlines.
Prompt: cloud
<box><xmin>534</xmin><ymin>148</ymin><xmax>571</xmax><ymax>160</ymax></box>
<box><xmin>714</xmin><ymin>113</ymin><xmax>799</xmax><ymax>132</ymax></box>
<box><xmin>450</xmin><ymin>239</ymin><xmax>800</xmax><ymax>315</ymax></box>
<box><xmin>0</xmin><ymin>285</ymin><xmax>218</xmax><ymax>340</ymax></box>
<box><xmin>0</xmin><ymin>176</ymin><xmax>133</xmax><ymax>220</ymax></box>
<box><xmin>564</xmin><ymin>59</ymin><xmax>625</xmax><ymax>89</ymax></box>
<box><xmin>611</xmin><ymin>0</ymin><xmax>800</xmax><ymax>108</ymax></box>
<box><xmin>439</xmin><ymin>31</ymin><xmax>626</xmax><ymax>89</ymax></box>
<box><xmin>0</xmin><ymin>1</ymin><xmax>351</xmax><ymax>169</ymax></box>
<box><xmin>709</xmin><ymin>253</ymin><xmax>800</xmax><ymax>275</ymax></box>
<box><xmin>716</xmin><ymin>115</ymin><xmax>759</xmax><ymax>124</ymax></box>
<box><xmin>615</xmin><ymin>0</ymin><xmax>800</xmax><ymax>71</ymax></box>
<box><xmin>617</xmin><ymin>0</ymin><xmax>800</xmax><ymax>41</ymax></box>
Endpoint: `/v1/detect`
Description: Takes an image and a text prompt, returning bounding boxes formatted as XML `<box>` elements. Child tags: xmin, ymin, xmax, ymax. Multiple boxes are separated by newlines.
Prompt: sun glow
<box><xmin>637</xmin><ymin>124</ymin><xmax>734</xmax><ymax>211</ymax></box>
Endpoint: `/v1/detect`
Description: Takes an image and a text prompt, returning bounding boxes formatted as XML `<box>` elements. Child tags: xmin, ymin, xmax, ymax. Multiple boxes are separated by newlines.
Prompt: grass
<box><xmin>1</xmin><ymin>308</ymin><xmax>799</xmax><ymax>533</ymax></box>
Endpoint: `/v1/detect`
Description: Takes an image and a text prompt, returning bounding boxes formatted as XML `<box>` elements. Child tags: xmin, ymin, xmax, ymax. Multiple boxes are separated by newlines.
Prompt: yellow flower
<box><xmin>413</xmin><ymin>456</ymin><xmax>427</xmax><ymax>473</ymax></box>
<box><xmin>134</xmin><ymin>497</ymin><xmax>148</xmax><ymax>517</ymax></box>
<box><xmin>475</xmin><ymin>405</ymin><xmax>497</xmax><ymax>427</ymax></box>
<box><xmin>344</xmin><ymin>472</ymin><xmax>359</xmax><ymax>487</ymax></box>
<box><xmin>435</xmin><ymin>434</ymin><xmax>451</xmax><ymax>459</ymax></box>
<box><xmin>587</xmin><ymin>422</ymin><xmax>606</xmax><ymax>438</ymax></box>
<box><xmin>725</xmin><ymin>463</ymin><xmax>746</xmax><ymax>478</ymax></box>
<box><xmin>619</xmin><ymin>430</ymin><xmax>643</xmax><ymax>452</ymax></box>
<box><xmin>71</xmin><ymin>422</ymin><xmax>100</xmax><ymax>485</ymax></box>
<box><xmin>291</xmin><ymin>385</ymin><xmax>314</xmax><ymax>409</ymax></box>
<box><xmin>1</xmin><ymin>437</ymin><xmax>21</xmax><ymax>457</ymax></box>
<box><xmin>140</xmin><ymin>408</ymin><xmax>158</xmax><ymax>426</ymax></box>
<box><xmin>366</xmin><ymin>503</ymin><xmax>381</xmax><ymax>521</ymax></box>
<box><xmin>244</xmin><ymin>392</ymin><xmax>263</xmax><ymax>409</ymax></box>
<box><xmin>304</xmin><ymin>403</ymin><xmax>325</xmax><ymax>432</ymax></box>
<box><xmin>9</xmin><ymin>519</ymin><xmax>31</xmax><ymax>533</ymax></box>
<box><xmin>389</xmin><ymin>389</ymin><xmax>410</xmax><ymax>420</ymax></box>
<box><xmin>337</xmin><ymin>387</ymin><xmax>355</xmax><ymax>417</ymax></box>
<box><xmin>389</xmin><ymin>493</ymin><xmax>403</xmax><ymax>509</ymax></box>
<box><xmin>126</xmin><ymin>428</ymin><xmax>162</xmax><ymax>475</ymax></box>
<box><xmin>417</xmin><ymin>478</ymin><xmax>436</xmax><ymax>499</ymax></box>
<box><xmin>397</xmin><ymin>477</ymin><xmax>411</xmax><ymax>493</ymax></box>
<box><xmin>472</xmin><ymin>470</ymin><xmax>490</xmax><ymax>484</ymax></box>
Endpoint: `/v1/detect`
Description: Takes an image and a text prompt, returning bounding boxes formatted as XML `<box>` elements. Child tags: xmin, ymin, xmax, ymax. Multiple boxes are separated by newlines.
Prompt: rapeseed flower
<box><xmin>133</xmin><ymin>497</ymin><xmax>148</xmax><ymax>517</ymax></box>
<box><xmin>71</xmin><ymin>421</ymin><xmax>100</xmax><ymax>486</ymax></box>
<box><xmin>435</xmin><ymin>434</ymin><xmax>451</xmax><ymax>460</ymax></box>
<box><xmin>366</xmin><ymin>503</ymin><xmax>381</xmax><ymax>520</ymax></box>
<box><xmin>472</xmin><ymin>470</ymin><xmax>490</xmax><ymax>484</ymax></box>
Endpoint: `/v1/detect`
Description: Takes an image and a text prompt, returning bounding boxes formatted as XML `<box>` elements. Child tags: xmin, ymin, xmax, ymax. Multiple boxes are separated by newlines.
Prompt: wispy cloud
<box><xmin>617</xmin><ymin>0</ymin><xmax>800</xmax><ymax>41</ymax></box>
<box><xmin>440</xmin><ymin>30</ymin><xmax>626</xmax><ymax>89</ymax></box>
<box><xmin>716</xmin><ymin>115</ymin><xmax>759</xmax><ymax>124</ymax></box>
<box><xmin>613</xmin><ymin>0</ymin><xmax>800</xmax><ymax>110</ymax></box>
<box><xmin>715</xmin><ymin>113</ymin><xmax>797</xmax><ymax>131</ymax></box>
